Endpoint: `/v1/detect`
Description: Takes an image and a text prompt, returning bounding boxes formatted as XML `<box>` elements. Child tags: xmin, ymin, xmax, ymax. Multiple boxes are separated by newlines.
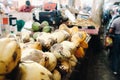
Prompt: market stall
<box><xmin>0</xmin><ymin>11</ymin><xmax>92</xmax><ymax>80</ymax></box>
<box><xmin>0</xmin><ymin>0</ymin><xmax>102</xmax><ymax>80</ymax></box>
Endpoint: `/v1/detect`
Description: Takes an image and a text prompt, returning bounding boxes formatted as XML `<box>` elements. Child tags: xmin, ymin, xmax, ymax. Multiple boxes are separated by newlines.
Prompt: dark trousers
<box><xmin>110</xmin><ymin>34</ymin><xmax>120</xmax><ymax>72</ymax></box>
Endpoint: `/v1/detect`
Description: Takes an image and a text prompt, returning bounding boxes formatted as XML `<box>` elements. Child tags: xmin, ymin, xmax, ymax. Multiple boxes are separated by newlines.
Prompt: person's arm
<box><xmin>109</xmin><ymin>20</ymin><xmax>115</xmax><ymax>34</ymax></box>
<box><xmin>107</xmin><ymin>19</ymin><xmax>112</xmax><ymax>30</ymax></box>
<box><xmin>18</xmin><ymin>5</ymin><xmax>25</xmax><ymax>12</ymax></box>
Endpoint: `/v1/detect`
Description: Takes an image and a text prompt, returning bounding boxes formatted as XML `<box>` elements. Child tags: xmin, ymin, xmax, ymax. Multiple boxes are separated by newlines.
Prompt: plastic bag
<box><xmin>104</xmin><ymin>35</ymin><xmax>113</xmax><ymax>47</ymax></box>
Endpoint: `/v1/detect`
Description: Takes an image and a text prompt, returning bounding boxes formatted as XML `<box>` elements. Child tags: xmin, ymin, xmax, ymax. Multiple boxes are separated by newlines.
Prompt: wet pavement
<box><xmin>70</xmin><ymin>35</ymin><xmax>119</xmax><ymax>80</ymax></box>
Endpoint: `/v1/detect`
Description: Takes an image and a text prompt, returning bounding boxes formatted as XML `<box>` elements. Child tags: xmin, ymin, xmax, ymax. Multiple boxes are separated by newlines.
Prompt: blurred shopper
<box><xmin>109</xmin><ymin>9</ymin><xmax>120</xmax><ymax>75</ymax></box>
<box><xmin>0</xmin><ymin>0</ymin><xmax>11</xmax><ymax>14</ymax></box>
<box><xmin>18</xmin><ymin>0</ymin><xmax>34</xmax><ymax>12</ymax></box>
<box><xmin>102</xmin><ymin>9</ymin><xmax>113</xmax><ymax>26</ymax></box>
<box><xmin>107</xmin><ymin>9</ymin><xmax>120</xmax><ymax>59</ymax></box>
<box><xmin>107</xmin><ymin>8</ymin><xmax>120</xmax><ymax>30</ymax></box>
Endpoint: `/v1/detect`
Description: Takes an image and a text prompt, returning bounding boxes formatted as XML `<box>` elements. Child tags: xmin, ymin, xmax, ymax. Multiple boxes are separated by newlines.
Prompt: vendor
<box><xmin>18</xmin><ymin>0</ymin><xmax>34</xmax><ymax>12</ymax></box>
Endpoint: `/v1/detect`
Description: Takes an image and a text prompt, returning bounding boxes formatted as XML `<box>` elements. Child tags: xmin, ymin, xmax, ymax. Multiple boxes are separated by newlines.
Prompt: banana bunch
<box><xmin>42</xmin><ymin>52</ymin><xmax>57</xmax><ymax>71</ymax></box>
<box><xmin>21</xmin><ymin>49</ymin><xmax>57</xmax><ymax>71</ymax></box>
<box><xmin>50</xmin><ymin>41</ymin><xmax>78</xmax><ymax>76</ymax></box>
<box><xmin>50</xmin><ymin>43</ymin><xmax>71</xmax><ymax>61</ymax></box>
<box><xmin>16</xmin><ymin>61</ymin><xmax>53</xmax><ymax>80</ymax></box>
<box><xmin>71</xmin><ymin>31</ymin><xmax>91</xmax><ymax>58</ymax></box>
<box><xmin>21</xmin><ymin>32</ymin><xmax>31</xmax><ymax>43</ymax></box>
<box><xmin>0</xmin><ymin>38</ymin><xmax>21</xmax><ymax>80</ymax></box>
<box><xmin>50</xmin><ymin>41</ymin><xmax>77</xmax><ymax>61</ymax></box>
<box><xmin>59</xmin><ymin>24</ymin><xmax>71</xmax><ymax>34</ymax></box>
<box><xmin>21</xmin><ymin>49</ymin><xmax>44</xmax><ymax>63</ymax></box>
<box><xmin>36</xmin><ymin>30</ymin><xmax>70</xmax><ymax>51</ymax></box>
<box><xmin>59</xmin><ymin>24</ymin><xmax>89</xmax><ymax>48</ymax></box>
<box><xmin>20</xmin><ymin>42</ymin><xmax>42</xmax><ymax>51</ymax></box>
<box><xmin>36</xmin><ymin>32</ymin><xmax>56</xmax><ymax>51</ymax></box>
<box><xmin>51</xmin><ymin>30</ymin><xmax>70</xmax><ymax>43</ymax></box>
<box><xmin>6</xmin><ymin>32</ymin><xmax>34</xmax><ymax>43</ymax></box>
<box><xmin>52</xmin><ymin>69</ymin><xmax>61</xmax><ymax>80</ymax></box>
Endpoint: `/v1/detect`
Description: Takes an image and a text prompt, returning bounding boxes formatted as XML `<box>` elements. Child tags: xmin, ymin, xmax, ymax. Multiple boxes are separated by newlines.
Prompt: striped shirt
<box><xmin>110</xmin><ymin>17</ymin><xmax>120</xmax><ymax>34</ymax></box>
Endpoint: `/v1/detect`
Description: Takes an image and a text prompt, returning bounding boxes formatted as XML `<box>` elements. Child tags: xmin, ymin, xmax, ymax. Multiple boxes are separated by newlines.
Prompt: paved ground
<box><xmin>70</xmin><ymin>35</ymin><xmax>118</xmax><ymax>80</ymax></box>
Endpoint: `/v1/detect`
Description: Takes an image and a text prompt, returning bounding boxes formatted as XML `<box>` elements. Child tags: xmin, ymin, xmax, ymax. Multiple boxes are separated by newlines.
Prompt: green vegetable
<box><xmin>42</xmin><ymin>26</ymin><xmax>51</xmax><ymax>33</ymax></box>
<box><xmin>40</xmin><ymin>21</ymin><xmax>49</xmax><ymax>28</ymax></box>
<box><xmin>32</xmin><ymin>22</ymin><xmax>41</xmax><ymax>32</ymax></box>
<box><xmin>33</xmin><ymin>32</ymin><xmax>40</xmax><ymax>40</ymax></box>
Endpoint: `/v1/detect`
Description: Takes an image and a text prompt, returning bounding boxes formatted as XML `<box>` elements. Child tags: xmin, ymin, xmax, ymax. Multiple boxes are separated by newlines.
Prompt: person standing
<box><xmin>18</xmin><ymin>0</ymin><xmax>34</xmax><ymax>12</ymax></box>
<box><xmin>107</xmin><ymin>8</ymin><xmax>120</xmax><ymax>30</ymax></box>
<box><xmin>109</xmin><ymin>12</ymin><xmax>120</xmax><ymax>75</ymax></box>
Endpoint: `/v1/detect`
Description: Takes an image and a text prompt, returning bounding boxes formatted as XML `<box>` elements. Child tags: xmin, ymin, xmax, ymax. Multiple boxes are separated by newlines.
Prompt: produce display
<box><xmin>0</xmin><ymin>23</ymin><xmax>91</xmax><ymax>80</ymax></box>
<box><xmin>68</xmin><ymin>18</ymin><xmax>99</xmax><ymax>28</ymax></box>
